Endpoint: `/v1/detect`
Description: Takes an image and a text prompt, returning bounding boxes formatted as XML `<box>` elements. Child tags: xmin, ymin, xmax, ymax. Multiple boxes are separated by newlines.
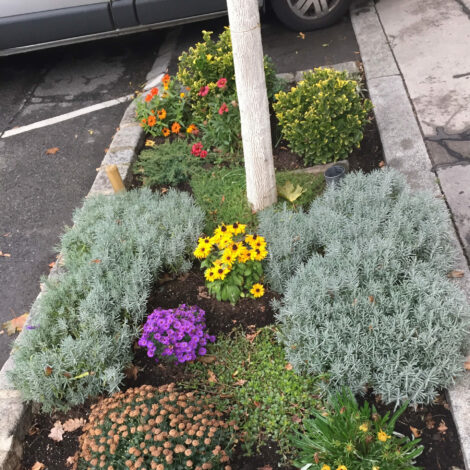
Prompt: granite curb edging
<box><xmin>0</xmin><ymin>29</ymin><xmax>180</xmax><ymax>470</ymax></box>
<box><xmin>351</xmin><ymin>1</ymin><xmax>470</xmax><ymax>468</ymax></box>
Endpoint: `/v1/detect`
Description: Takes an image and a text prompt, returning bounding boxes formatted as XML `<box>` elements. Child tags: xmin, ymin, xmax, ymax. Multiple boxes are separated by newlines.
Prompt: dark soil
<box><xmin>272</xmin><ymin>116</ymin><xmax>384</xmax><ymax>173</ymax></box>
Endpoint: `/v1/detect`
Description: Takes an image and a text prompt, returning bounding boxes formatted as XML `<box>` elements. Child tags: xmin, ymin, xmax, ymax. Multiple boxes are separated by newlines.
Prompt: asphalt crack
<box><xmin>425</xmin><ymin>126</ymin><xmax>470</xmax><ymax>169</ymax></box>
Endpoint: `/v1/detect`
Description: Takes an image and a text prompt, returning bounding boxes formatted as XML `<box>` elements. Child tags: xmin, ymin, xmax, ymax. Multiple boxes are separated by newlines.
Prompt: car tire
<box><xmin>271</xmin><ymin>0</ymin><xmax>352</xmax><ymax>31</ymax></box>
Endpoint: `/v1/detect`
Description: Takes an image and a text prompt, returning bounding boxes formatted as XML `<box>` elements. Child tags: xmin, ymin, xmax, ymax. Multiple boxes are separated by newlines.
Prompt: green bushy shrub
<box><xmin>262</xmin><ymin>169</ymin><xmax>470</xmax><ymax>404</ymax></box>
<box><xmin>177</xmin><ymin>28</ymin><xmax>280</xmax><ymax>116</ymax></box>
<box><xmin>291</xmin><ymin>389</ymin><xmax>423</xmax><ymax>470</ymax></box>
<box><xmin>134</xmin><ymin>140</ymin><xmax>200</xmax><ymax>187</ymax></box>
<box><xmin>187</xmin><ymin>327</ymin><xmax>324</xmax><ymax>457</ymax></box>
<box><xmin>9</xmin><ymin>189</ymin><xmax>204</xmax><ymax>411</ymax></box>
<box><xmin>74</xmin><ymin>383</ymin><xmax>234</xmax><ymax>470</ymax></box>
<box><xmin>273</xmin><ymin>68</ymin><xmax>372</xmax><ymax>165</ymax></box>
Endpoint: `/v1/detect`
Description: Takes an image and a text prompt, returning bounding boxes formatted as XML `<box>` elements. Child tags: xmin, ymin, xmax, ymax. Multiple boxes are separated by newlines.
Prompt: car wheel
<box><xmin>271</xmin><ymin>0</ymin><xmax>352</xmax><ymax>31</ymax></box>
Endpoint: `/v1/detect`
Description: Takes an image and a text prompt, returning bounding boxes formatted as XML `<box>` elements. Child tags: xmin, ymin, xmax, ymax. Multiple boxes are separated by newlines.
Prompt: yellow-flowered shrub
<box><xmin>273</xmin><ymin>68</ymin><xmax>372</xmax><ymax>166</ymax></box>
<box><xmin>194</xmin><ymin>223</ymin><xmax>267</xmax><ymax>304</ymax></box>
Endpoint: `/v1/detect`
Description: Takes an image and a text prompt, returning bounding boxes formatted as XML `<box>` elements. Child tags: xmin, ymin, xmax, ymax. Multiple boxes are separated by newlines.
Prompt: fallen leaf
<box><xmin>48</xmin><ymin>261</ymin><xmax>56</xmax><ymax>269</ymax></box>
<box><xmin>278</xmin><ymin>181</ymin><xmax>305</xmax><ymax>203</ymax></box>
<box><xmin>253</xmin><ymin>401</ymin><xmax>261</xmax><ymax>407</ymax></box>
<box><xmin>45</xmin><ymin>147</ymin><xmax>59</xmax><ymax>155</ymax></box>
<box><xmin>410</xmin><ymin>426</ymin><xmax>421</xmax><ymax>438</ymax></box>
<box><xmin>66</xmin><ymin>456</ymin><xmax>75</xmax><ymax>467</ymax></box>
<box><xmin>48</xmin><ymin>421</ymin><xmax>64</xmax><ymax>442</ymax></box>
<box><xmin>447</xmin><ymin>270</ymin><xmax>464</xmax><ymax>278</ymax></box>
<box><xmin>0</xmin><ymin>251</ymin><xmax>11</xmax><ymax>257</ymax></box>
<box><xmin>124</xmin><ymin>364</ymin><xmax>139</xmax><ymax>381</ymax></box>
<box><xmin>197</xmin><ymin>355</ymin><xmax>217</xmax><ymax>364</ymax></box>
<box><xmin>298</xmin><ymin>32</ymin><xmax>305</xmax><ymax>39</ymax></box>
<box><xmin>31</xmin><ymin>462</ymin><xmax>45</xmax><ymax>470</ymax></box>
<box><xmin>178</xmin><ymin>272</ymin><xmax>189</xmax><ymax>282</ymax></box>
<box><xmin>437</xmin><ymin>420</ymin><xmax>448</xmax><ymax>433</ymax></box>
<box><xmin>2</xmin><ymin>313</ymin><xmax>29</xmax><ymax>335</ymax></box>
<box><xmin>197</xmin><ymin>286</ymin><xmax>211</xmax><ymax>300</ymax></box>
<box><xmin>221</xmin><ymin>195</ymin><xmax>225</xmax><ymax>203</ymax></box>
<box><xmin>91</xmin><ymin>259</ymin><xmax>101</xmax><ymax>264</ymax></box>
<box><xmin>368</xmin><ymin>295</ymin><xmax>375</xmax><ymax>303</ymax></box>
<box><xmin>465</xmin><ymin>358</ymin><xmax>470</xmax><ymax>370</ymax></box>
<box><xmin>44</xmin><ymin>366</ymin><xmax>53</xmax><ymax>376</ymax></box>
<box><xmin>291</xmin><ymin>414</ymin><xmax>302</xmax><ymax>423</ymax></box>
<box><xmin>425</xmin><ymin>413</ymin><xmax>436</xmax><ymax>429</ymax></box>
<box><xmin>285</xmin><ymin>363</ymin><xmax>293</xmax><ymax>371</ymax></box>
<box><xmin>28</xmin><ymin>425</ymin><xmax>39</xmax><ymax>436</ymax></box>
<box><xmin>145</xmin><ymin>139</ymin><xmax>156</xmax><ymax>147</ymax></box>
<box><xmin>379</xmin><ymin>160</ymin><xmax>385</xmax><ymax>168</ymax></box>
<box><xmin>2</xmin><ymin>232</ymin><xmax>11</xmax><ymax>237</ymax></box>
<box><xmin>233</xmin><ymin>379</ymin><xmax>247</xmax><ymax>386</ymax></box>
<box><xmin>246</xmin><ymin>330</ymin><xmax>261</xmax><ymax>343</ymax></box>
<box><xmin>208</xmin><ymin>370</ymin><xmax>218</xmax><ymax>383</ymax></box>
<box><xmin>63</xmin><ymin>418</ymin><xmax>85</xmax><ymax>432</ymax></box>
<box><xmin>160</xmin><ymin>187</ymin><xmax>168</xmax><ymax>194</ymax></box>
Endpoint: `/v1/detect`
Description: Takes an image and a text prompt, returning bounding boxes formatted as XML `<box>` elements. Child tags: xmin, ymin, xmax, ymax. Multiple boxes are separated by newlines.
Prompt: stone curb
<box><xmin>0</xmin><ymin>30</ymin><xmax>180</xmax><ymax>470</ymax></box>
<box><xmin>351</xmin><ymin>1</ymin><xmax>470</xmax><ymax>468</ymax></box>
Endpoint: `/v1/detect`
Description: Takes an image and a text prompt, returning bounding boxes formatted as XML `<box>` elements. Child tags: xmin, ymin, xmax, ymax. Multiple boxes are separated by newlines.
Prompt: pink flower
<box><xmin>200</xmin><ymin>150</ymin><xmax>208</xmax><ymax>159</ymax></box>
<box><xmin>216</xmin><ymin>78</ymin><xmax>227</xmax><ymax>89</ymax></box>
<box><xmin>191</xmin><ymin>142</ymin><xmax>203</xmax><ymax>156</ymax></box>
<box><xmin>198</xmin><ymin>86</ymin><xmax>209</xmax><ymax>97</ymax></box>
<box><xmin>218</xmin><ymin>102</ymin><xmax>229</xmax><ymax>115</ymax></box>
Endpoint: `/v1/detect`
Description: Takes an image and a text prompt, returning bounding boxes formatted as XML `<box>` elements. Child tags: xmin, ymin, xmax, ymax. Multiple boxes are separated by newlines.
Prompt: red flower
<box><xmin>145</xmin><ymin>93</ymin><xmax>153</xmax><ymax>102</ymax></box>
<box><xmin>191</xmin><ymin>143</ymin><xmax>204</xmax><ymax>156</ymax></box>
<box><xmin>150</xmin><ymin>87</ymin><xmax>159</xmax><ymax>96</ymax></box>
<box><xmin>198</xmin><ymin>86</ymin><xmax>209</xmax><ymax>97</ymax></box>
<box><xmin>200</xmin><ymin>150</ymin><xmax>208</xmax><ymax>159</ymax></box>
<box><xmin>216</xmin><ymin>78</ymin><xmax>227</xmax><ymax>89</ymax></box>
<box><xmin>218</xmin><ymin>102</ymin><xmax>229</xmax><ymax>115</ymax></box>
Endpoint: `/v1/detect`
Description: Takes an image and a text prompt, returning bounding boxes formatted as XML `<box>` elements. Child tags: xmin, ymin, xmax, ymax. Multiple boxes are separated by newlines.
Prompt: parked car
<box><xmin>0</xmin><ymin>0</ymin><xmax>352</xmax><ymax>56</ymax></box>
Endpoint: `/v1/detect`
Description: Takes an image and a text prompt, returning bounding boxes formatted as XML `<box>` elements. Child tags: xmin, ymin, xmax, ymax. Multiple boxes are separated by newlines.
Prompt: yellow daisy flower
<box><xmin>377</xmin><ymin>430</ymin><xmax>391</xmax><ymax>442</ymax></box>
<box><xmin>337</xmin><ymin>466</ymin><xmax>348</xmax><ymax>470</ymax></box>
<box><xmin>250</xmin><ymin>283</ymin><xmax>264</xmax><ymax>298</ymax></box>
<box><xmin>321</xmin><ymin>466</ymin><xmax>331</xmax><ymax>470</ymax></box>
<box><xmin>193</xmin><ymin>245</ymin><xmax>209</xmax><ymax>259</ymax></box>
<box><xmin>204</xmin><ymin>267</ymin><xmax>217</xmax><ymax>282</ymax></box>
<box><xmin>230</xmin><ymin>222</ymin><xmax>246</xmax><ymax>235</ymax></box>
<box><xmin>213</xmin><ymin>224</ymin><xmax>232</xmax><ymax>242</ymax></box>
<box><xmin>197</xmin><ymin>237</ymin><xmax>214</xmax><ymax>249</ymax></box>
<box><xmin>237</xmin><ymin>246</ymin><xmax>250</xmax><ymax>263</ymax></box>
<box><xmin>359</xmin><ymin>423</ymin><xmax>369</xmax><ymax>432</ymax></box>
<box><xmin>213</xmin><ymin>266</ymin><xmax>230</xmax><ymax>281</ymax></box>
<box><xmin>250</xmin><ymin>247</ymin><xmax>268</xmax><ymax>261</ymax></box>
<box><xmin>217</xmin><ymin>236</ymin><xmax>232</xmax><ymax>250</ymax></box>
<box><xmin>221</xmin><ymin>250</ymin><xmax>235</xmax><ymax>266</ymax></box>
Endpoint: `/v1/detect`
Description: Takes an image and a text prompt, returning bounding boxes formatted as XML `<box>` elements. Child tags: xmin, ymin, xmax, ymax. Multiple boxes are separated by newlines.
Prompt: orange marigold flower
<box><xmin>157</xmin><ymin>109</ymin><xmax>167</xmax><ymax>120</ymax></box>
<box><xmin>171</xmin><ymin>122</ymin><xmax>181</xmax><ymax>134</ymax></box>
<box><xmin>147</xmin><ymin>115</ymin><xmax>157</xmax><ymax>127</ymax></box>
<box><xmin>145</xmin><ymin>93</ymin><xmax>153</xmax><ymax>102</ymax></box>
<box><xmin>162</xmin><ymin>73</ymin><xmax>170</xmax><ymax>84</ymax></box>
<box><xmin>162</xmin><ymin>127</ymin><xmax>170</xmax><ymax>137</ymax></box>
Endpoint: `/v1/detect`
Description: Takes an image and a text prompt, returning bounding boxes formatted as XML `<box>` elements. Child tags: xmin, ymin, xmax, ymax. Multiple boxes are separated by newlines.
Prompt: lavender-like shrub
<box><xmin>138</xmin><ymin>305</ymin><xmax>215</xmax><ymax>363</ymax></box>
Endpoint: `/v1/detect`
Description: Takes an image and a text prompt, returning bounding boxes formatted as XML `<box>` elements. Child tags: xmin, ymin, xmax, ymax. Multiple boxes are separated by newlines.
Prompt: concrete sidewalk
<box><xmin>375</xmin><ymin>0</ymin><xmax>470</xmax><ymax>258</ymax></box>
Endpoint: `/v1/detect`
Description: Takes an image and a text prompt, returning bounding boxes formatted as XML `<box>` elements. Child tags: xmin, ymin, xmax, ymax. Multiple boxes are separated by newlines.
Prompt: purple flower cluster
<box><xmin>138</xmin><ymin>305</ymin><xmax>215</xmax><ymax>363</ymax></box>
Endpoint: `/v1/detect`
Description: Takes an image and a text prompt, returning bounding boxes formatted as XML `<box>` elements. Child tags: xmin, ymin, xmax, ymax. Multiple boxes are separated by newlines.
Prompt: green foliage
<box><xmin>9</xmin><ymin>189</ymin><xmax>204</xmax><ymax>412</ymax></box>
<box><xmin>76</xmin><ymin>383</ymin><xmax>234</xmax><ymax>469</ymax></box>
<box><xmin>135</xmin><ymin>74</ymin><xmax>193</xmax><ymax>138</ymax></box>
<box><xmin>199</xmin><ymin>90</ymin><xmax>242</xmax><ymax>155</ymax></box>
<box><xmin>291</xmin><ymin>389</ymin><xmax>423</xmax><ymax>470</ymax></box>
<box><xmin>191</xmin><ymin>167</ymin><xmax>257</xmax><ymax>234</ymax></box>
<box><xmin>196</xmin><ymin>225</ymin><xmax>267</xmax><ymax>304</ymax></box>
<box><xmin>273</xmin><ymin>68</ymin><xmax>372</xmax><ymax>165</ymax></box>
<box><xmin>176</xmin><ymin>28</ymin><xmax>280</xmax><ymax>117</ymax></box>
<box><xmin>261</xmin><ymin>169</ymin><xmax>470</xmax><ymax>404</ymax></box>
<box><xmin>192</xmin><ymin>167</ymin><xmax>324</xmax><ymax>235</ymax></box>
<box><xmin>186</xmin><ymin>327</ymin><xmax>324</xmax><ymax>458</ymax></box>
<box><xmin>134</xmin><ymin>140</ymin><xmax>200</xmax><ymax>187</ymax></box>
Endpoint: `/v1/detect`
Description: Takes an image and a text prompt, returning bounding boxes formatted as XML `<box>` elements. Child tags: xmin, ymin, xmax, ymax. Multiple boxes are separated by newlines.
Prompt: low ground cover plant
<box><xmin>291</xmin><ymin>389</ymin><xmax>423</xmax><ymax>470</ymax></box>
<box><xmin>138</xmin><ymin>305</ymin><xmax>215</xmax><ymax>363</ymax></box>
<box><xmin>194</xmin><ymin>223</ymin><xmax>267</xmax><ymax>304</ymax></box>
<box><xmin>9</xmin><ymin>189</ymin><xmax>204</xmax><ymax>411</ymax></box>
<box><xmin>273</xmin><ymin>68</ymin><xmax>372</xmax><ymax>165</ymax></box>
<box><xmin>260</xmin><ymin>169</ymin><xmax>470</xmax><ymax>405</ymax></box>
<box><xmin>73</xmin><ymin>383</ymin><xmax>234</xmax><ymax>470</ymax></box>
<box><xmin>186</xmin><ymin>327</ymin><xmax>324</xmax><ymax>458</ymax></box>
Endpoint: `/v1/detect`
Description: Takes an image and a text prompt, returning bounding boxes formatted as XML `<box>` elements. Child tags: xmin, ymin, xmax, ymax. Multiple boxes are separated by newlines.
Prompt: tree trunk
<box><xmin>227</xmin><ymin>0</ymin><xmax>277</xmax><ymax>212</ymax></box>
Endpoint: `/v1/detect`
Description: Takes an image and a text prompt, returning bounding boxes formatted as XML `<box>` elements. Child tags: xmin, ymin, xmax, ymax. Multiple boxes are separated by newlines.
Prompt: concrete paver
<box><xmin>375</xmin><ymin>0</ymin><xmax>470</xmax><ymax>257</ymax></box>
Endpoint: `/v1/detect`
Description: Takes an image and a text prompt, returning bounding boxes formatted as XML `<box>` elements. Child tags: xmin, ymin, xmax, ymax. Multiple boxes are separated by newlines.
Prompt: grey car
<box><xmin>0</xmin><ymin>0</ymin><xmax>352</xmax><ymax>56</ymax></box>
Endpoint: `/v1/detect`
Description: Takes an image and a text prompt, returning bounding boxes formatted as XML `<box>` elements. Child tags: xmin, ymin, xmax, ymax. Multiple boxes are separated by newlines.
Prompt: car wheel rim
<box><xmin>287</xmin><ymin>0</ymin><xmax>341</xmax><ymax>19</ymax></box>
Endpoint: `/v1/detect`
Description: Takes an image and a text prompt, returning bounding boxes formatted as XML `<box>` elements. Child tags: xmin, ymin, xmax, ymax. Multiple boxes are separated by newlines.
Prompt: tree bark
<box><xmin>227</xmin><ymin>0</ymin><xmax>277</xmax><ymax>211</ymax></box>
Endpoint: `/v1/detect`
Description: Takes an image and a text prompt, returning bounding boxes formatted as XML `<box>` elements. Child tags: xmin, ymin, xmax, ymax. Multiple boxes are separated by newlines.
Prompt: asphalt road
<box><xmin>0</xmin><ymin>11</ymin><xmax>358</xmax><ymax>368</ymax></box>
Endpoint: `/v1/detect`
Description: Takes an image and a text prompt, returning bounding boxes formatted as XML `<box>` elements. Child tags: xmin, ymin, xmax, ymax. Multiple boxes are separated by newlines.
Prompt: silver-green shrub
<box><xmin>8</xmin><ymin>189</ymin><xmax>203</xmax><ymax>412</ymax></box>
<box><xmin>262</xmin><ymin>169</ymin><xmax>470</xmax><ymax>404</ymax></box>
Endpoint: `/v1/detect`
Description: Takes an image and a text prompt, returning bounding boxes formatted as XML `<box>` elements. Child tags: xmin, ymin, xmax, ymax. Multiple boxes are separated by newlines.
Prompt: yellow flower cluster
<box><xmin>193</xmin><ymin>223</ymin><xmax>267</xmax><ymax>297</ymax></box>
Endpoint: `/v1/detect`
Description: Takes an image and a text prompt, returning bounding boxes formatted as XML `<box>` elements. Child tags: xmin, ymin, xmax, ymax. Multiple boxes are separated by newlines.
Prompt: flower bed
<box><xmin>14</xmin><ymin>27</ymin><xmax>470</xmax><ymax>470</ymax></box>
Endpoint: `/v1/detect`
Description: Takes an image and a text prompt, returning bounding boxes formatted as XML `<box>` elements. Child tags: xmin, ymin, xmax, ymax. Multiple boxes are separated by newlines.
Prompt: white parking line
<box><xmin>1</xmin><ymin>93</ymin><xmax>135</xmax><ymax>139</ymax></box>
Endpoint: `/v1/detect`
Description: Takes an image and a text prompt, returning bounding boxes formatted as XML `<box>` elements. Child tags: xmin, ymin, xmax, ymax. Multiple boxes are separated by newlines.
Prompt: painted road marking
<box><xmin>1</xmin><ymin>94</ymin><xmax>135</xmax><ymax>139</ymax></box>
